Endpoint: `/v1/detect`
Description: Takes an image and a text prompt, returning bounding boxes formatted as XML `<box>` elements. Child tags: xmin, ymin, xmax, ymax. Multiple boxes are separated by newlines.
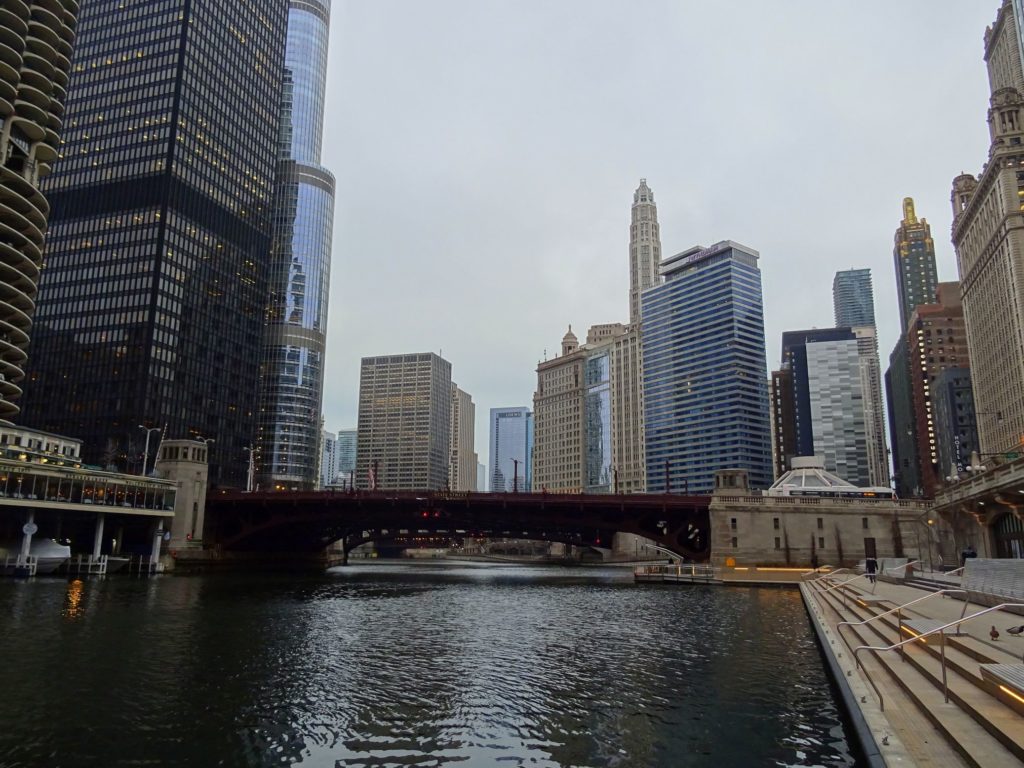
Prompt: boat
<box><xmin>0</xmin><ymin>538</ymin><xmax>71</xmax><ymax>575</ymax></box>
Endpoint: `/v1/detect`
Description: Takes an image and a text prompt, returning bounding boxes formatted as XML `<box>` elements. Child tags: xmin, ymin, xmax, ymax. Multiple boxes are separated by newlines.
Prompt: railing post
<box><xmin>898</xmin><ymin>608</ymin><xmax>904</xmax><ymax>659</ymax></box>
<box><xmin>940</xmin><ymin>631</ymin><xmax>949</xmax><ymax>703</ymax></box>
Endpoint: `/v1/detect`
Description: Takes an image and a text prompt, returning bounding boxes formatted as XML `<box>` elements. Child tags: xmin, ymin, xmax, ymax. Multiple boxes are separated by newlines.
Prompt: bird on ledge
<box><xmin>1008</xmin><ymin>625</ymin><xmax>1024</xmax><ymax>636</ymax></box>
<box><xmin>990</xmin><ymin>626</ymin><xmax>1000</xmax><ymax>641</ymax></box>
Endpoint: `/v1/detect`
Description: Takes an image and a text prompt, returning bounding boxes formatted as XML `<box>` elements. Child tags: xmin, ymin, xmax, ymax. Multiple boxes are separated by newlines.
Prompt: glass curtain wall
<box><xmin>256</xmin><ymin>0</ymin><xmax>336</xmax><ymax>489</ymax></box>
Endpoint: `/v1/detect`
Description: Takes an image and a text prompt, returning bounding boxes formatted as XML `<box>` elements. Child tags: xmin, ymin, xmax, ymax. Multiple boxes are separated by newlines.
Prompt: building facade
<box><xmin>354</xmin><ymin>353</ymin><xmax>452</xmax><ymax>490</ymax></box>
<box><xmin>933</xmin><ymin>368</ymin><xmax>979</xmax><ymax>481</ymax></box>
<box><xmin>488</xmin><ymin>406</ymin><xmax>532</xmax><ymax>492</ymax></box>
<box><xmin>450</xmin><ymin>385</ymin><xmax>477</xmax><ymax>491</ymax></box>
<box><xmin>805</xmin><ymin>339</ymin><xmax>870</xmax><ymax>487</ymax></box>
<box><xmin>894</xmin><ymin>198</ymin><xmax>939</xmax><ymax>333</ymax></box>
<box><xmin>851</xmin><ymin>326</ymin><xmax>890</xmax><ymax>488</ymax></box>
<box><xmin>887</xmin><ymin>337</ymin><xmax>921</xmax><ymax>497</ymax></box>
<box><xmin>906</xmin><ymin>282</ymin><xmax>973</xmax><ymax>497</ymax></box>
<box><xmin>335</xmin><ymin>428</ymin><xmax>356</xmax><ymax>488</ymax></box>
<box><xmin>256</xmin><ymin>0</ymin><xmax>335</xmax><ymax>490</ymax></box>
<box><xmin>20</xmin><ymin>0</ymin><xmax>289</xmax><ymax>488</ymax></box>
<box><xmin>833</xmin><ymin>269</ymin><xmax>876</xmax><ymax>328</ymax></box>
<box><xmin>628</xmin><ymin>179</ymin><xmax>661</xmax><ymax>325</ymax></box>
<box><xmin>951</xmin><ymin>1</ymin><xmax>1024</xmax><ymax>456</ymax></box>
<box><xmin>769</xmin><ymin>368</ymin><xmax>796</xmax><ymax>479</ymax></box>
<box><xmin>532</xmin><ymin>328</ymin><xmax>585</xmax><ymax>492</ymax></box>
<box><xmin>641</xmin><ymin>241</ymin><xmax>773</xmax><ymax>494</ymax></box>
<box><xmin>320</xmin><ymin>428</ymin><xmax>337</xmax><ymax>488</ymax></box>
<box><xmin>0</xmin><ymin>0</ymin><xmax>77</xmax><ymax>425</ymax></box>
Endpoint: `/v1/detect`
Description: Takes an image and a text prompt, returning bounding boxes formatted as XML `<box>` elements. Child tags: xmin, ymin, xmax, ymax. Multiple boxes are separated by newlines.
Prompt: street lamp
<box><xmin>512</xmin><ymin>458</ymin><xmax>520</xmax><ymax>493</ymax></box>
<box><xmin>242</xmin><ymin>445</ymin><xmax>255</xmax><ymax>492</ymax></box>
<box><xmin>137</xmin><ymin>425</ymin><xmax>161</xmax><ymax>476</ymax></box>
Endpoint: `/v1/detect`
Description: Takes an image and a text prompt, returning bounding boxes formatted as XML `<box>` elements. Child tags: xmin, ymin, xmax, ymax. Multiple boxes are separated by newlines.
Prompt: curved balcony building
<box><xmin>256</xmin><ymin>0</ymin><xmax>335</xmax><ymax>489</ymax></box>
<box><xmin>0</xmin><ymin>0</ymin><xmax>77</xmax><ymax>426</ymax></box>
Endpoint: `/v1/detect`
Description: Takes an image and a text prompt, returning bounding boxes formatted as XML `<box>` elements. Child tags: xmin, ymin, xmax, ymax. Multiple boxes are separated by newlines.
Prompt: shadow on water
<box><xmin>0</xmin><ymin>563</ymin><xmax>856</xmax><ymax>768</ymax></box>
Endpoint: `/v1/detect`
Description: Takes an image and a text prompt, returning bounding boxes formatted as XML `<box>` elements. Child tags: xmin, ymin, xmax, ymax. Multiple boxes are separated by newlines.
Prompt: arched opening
<box><xmin>993</xmin><ymin>512</ymin><xmax>1024</xmax><ymax>559</ymax></box>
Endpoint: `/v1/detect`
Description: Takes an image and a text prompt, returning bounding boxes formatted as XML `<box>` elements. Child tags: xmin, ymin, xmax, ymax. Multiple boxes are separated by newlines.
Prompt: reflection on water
<box><xmin>0</xmin><ymin>563</ymin><xmax>856</xmax><ymax>768</ymax></box>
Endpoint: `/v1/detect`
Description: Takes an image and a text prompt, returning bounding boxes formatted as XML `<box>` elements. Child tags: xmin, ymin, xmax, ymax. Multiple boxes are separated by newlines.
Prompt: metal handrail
<box><xmin>801</xmin><ymin>564</ymin><xmax>838</xmax><ymax>580</ymax></box>
<box><xmin>817</xmin><ymin>560</ymin><xmax>920</xmax><ymax>608</ymax></box>
<box><xmin>853</xmin><ymin>602</ymin><xmax>1024</xmax><ymax>711</ymax></box>
<box><xmin>836</xmin><ymin>589</ymin><xmax>969</xmax><ymax>649</ymax></box>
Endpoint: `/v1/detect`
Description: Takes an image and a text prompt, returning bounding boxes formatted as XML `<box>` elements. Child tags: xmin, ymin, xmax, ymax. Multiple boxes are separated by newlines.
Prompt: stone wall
<box><xmin>710</xmin><ymin>496</ymin><xmax>939</xmax><ymax>569</ymax></box>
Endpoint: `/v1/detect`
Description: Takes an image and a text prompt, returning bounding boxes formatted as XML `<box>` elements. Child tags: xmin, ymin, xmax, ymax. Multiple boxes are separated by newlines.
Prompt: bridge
<box><xmin>202</xmin><ymin>489</ymin><xmax>712</xmax><ymax>566</ymax></box>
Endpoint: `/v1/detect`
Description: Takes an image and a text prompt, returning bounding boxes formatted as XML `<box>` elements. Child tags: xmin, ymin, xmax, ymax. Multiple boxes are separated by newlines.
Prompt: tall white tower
<box><xmin>629</xmin><ymin>179</ymin><xmax>663</xmax><ymax>324</ymax></box>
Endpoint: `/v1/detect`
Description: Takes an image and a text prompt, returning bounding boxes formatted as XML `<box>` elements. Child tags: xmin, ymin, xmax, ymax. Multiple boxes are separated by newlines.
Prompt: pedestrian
<box><xmin>865</xmin><ymin>556</ymin><xmax>878</xmax><ymax>584</ymax></box>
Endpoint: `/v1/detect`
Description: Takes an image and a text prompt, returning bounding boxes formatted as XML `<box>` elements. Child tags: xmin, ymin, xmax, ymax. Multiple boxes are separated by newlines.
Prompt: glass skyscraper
<box><xmin>488</xmin><ymin>407</ymin><xmax>532</xmax><ymax>492</ymax></box>
<box><xmin>20</xmin><ymin>0</ymin><xmax>288</xmax><ymax>487</ymax></box>
<box><xmin>893</xmin><ymin>197</ymin><xmax>938</xmax><ymax>332</ymax></box>
<box><xmin>832</xmin><ymin>268</ymin><xmax>875</xmax><ymax>328</ymax></box>
<box><xmin>641</xmin><ymin>241</ymin><xmax>773</xmax><ymax>494</ymax></box>
<box><xmin>255</xmin><ymin>0</ymin><xmax>335</xmax><ymax>490</ymax></box>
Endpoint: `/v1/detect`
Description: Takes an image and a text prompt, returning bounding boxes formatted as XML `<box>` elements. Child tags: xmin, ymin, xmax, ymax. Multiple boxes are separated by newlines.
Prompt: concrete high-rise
<box><xmin>806</xmin><ymin>339</ymin><xmax>871</xmax><ymax>487</ymax></box>
<box><xmin>336</xmin><ymin>428</ymin><xmax>357</xmax><ymax>488</ymax></box>
<box><xmin>628</xmin><ymin>179</ymin><xmax>661</xmax><ymax>325</ymax></box>
<box><xmin>906</xmin><ymin>283</ymin><xmax>974</xmax><ymax>497</ymax></box>
<box><xmin>533</xmin><ymin>328</ymin><xmax>585</xmax><ymax>492</ymax></box>
<box><xmin>887</xmin><ymin>338</ymin><xmax>921</xmax><ymax>497</ymax></box>
<box><xmin>450</xmin><ymin>385</ymin><xmax>477</xmax><ymax>491</ymax></box>
<box><xmin>642</xmin><ymin>241</ymin><xmax>773</xmax><ymax>494</ymax></box>
<box><xmin>951</xmin><ymin>0</ymin><xmax>1024</xmax><ymax>455</ymax></box>
<box><xmin>320</xmin><ymin>429</ymin><xmax>338</xmax><ymax>489</ymax></box>
<box><xmin>20</xmin><ymin>1</ymin><xmax>289</xmax><ymax>487</ymax></box>
<box><xmin>488</xmin><ymin>406</ymin><xmax>532</xmax><ymax>492</ymax></box>
<box><xmin>833</xmin><ymin>269</ymin><xmax>876</xmax><ymax>328</ymax></box>
<box><xmin>894</xmin><ymin>198</ymin><xmax>938</xmax><ymax>333</ymax></box>
<box><xmin>355</xmin><ymin>353</ymin><xmax>452</xmax><ymax>490</ymax></box>
<box><xmin>256</xmin><ymin>0</ymin><xmax>336</xmax><ymax>490</ymax></box>
<box><xmin>0</xmin><ymin>1</ymin><xmax>77</xmax><ymax>425</ymax></box>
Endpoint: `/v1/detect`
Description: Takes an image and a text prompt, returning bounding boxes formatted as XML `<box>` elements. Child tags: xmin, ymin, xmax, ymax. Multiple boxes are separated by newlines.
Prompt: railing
<box><xmin>801</xmin><ymin>565</ymin><xmax>839</xmax><ymax>580</ymax></box>
<box><xmin>836</xmin><ymin>589</ymin><xmax>968</xmax><ymax>649</ymax></box>
<box><xmin>817</xmin><ymin>562</ymin><xmax>920</xmax><ymax>608</ymax></box>
<box><xmin>634</xmin><ymin>563</ymin><xmax>716</xmax><ymax>581</ymax></box>
<box><xmin>853</xmin><ymin>603</ymin><xmax>1024</xmax><ymax>711</ymax></box>
<box><xmin>1</xmin><ymin>554</ymin><xmax>38</xmax><ymax>576</ymax></box>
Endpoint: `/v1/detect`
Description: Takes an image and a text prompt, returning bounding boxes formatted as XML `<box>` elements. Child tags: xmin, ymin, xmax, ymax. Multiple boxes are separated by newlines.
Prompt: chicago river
<box><xmin>0</xmin><ymin>564</ymin><xmax>854</xmax><ymax>767</ymax></box>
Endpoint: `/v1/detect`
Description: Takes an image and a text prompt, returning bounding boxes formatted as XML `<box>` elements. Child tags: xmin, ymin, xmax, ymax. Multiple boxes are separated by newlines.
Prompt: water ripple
<box><xmin>0</xmin><ymin>565</ymin><xmax>855</xmax><ymax>768</ymax></box>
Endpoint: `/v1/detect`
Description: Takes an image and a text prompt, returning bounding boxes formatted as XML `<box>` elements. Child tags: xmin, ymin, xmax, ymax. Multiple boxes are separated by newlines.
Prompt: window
<box><xmin>773</xmin><ymin>517</ymin><xmax>780</xmax><ymax>530</ymax></box>
<box><xmin>774</xmin><ymin>537</ymin><xmax>781</xmax><ymax>550</ymax></box>
<box><xmin>730</xmin><ymin>518</ymin><xmax>737</xmax><ymax>530</ymax></box>
<box><xmin>731</xmin><ymin>536</ymin><xmax>738</xmax><ymax>548</ymax></box>
<box><xmin>862</xmin><ymin>517</ymin><xmax>869</xmax><ymax>529</ymax></box>
<box><xmin>817</xmin><ymin>517</ymin><xmax>823</xmax><ymax>530</ymax></box>
<box><xmin>818</xmin><ymin>537</ymin><xmax>825</xmax><ymax>549</ymax></box>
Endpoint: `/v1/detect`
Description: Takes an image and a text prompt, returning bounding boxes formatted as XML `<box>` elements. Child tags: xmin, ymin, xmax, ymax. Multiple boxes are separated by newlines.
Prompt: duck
<box><xmin>990</xmin><ymin>625</ymin><xmax>1000</xmax><ymax>641</ymax></box>
<box><xmin>1007</xmin><ymin>625</ymin><xmax>1024</xmax><ymax>636</ymax></box>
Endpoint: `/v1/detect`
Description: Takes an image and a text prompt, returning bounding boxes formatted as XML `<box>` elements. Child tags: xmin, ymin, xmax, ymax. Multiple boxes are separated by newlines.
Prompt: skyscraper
<box><xmin>355</xmin><ymin>353</ymin><xmax>452</xmax><ymax>490</ymax></box>
<box><xmin>336</xmin><ymin>428</ymin><xmax>357</xmax><ymax>488</ymax></box>
<box><xmin>533</xmin><ymin>328</ymin><xmax>585</xmax><ymax>492</ymax></box>
<box><xmin>887</xmin><ymin>338</ymin><xmax>921</xmax><ymax>497</ymax></box>
<box><xmin>894</xmin><ymin>198</ymin><xmax>938</xmax><ymax>335</ymax></box>
<box><xmin>833</xmin><ymin>269</ymin><xmax>876</xmax><ymax>328</ymax></box>
<box><xmin>0</xmin><ymin>1</ymin><xmax>78</xmax><ymax>425</ymax></box>
<box><xmin>642</xmin><ymin>241</ymin><xmax>773</xmax><ymax>494</ymax></box>
<box><xmin>906</xmin><ymin>283</ymin><xmax>974</xmax><ymax>497</ymax></box>
<box><xmin>20</xmin><ymin>0</ymin><xmax>288</xmax><ymax>487</ymax></box>
<box><xmin>628</xmin><ymin>179</ymin><xmax>661</xmax><ymax>325</ymax></box>
<box><xmin>806</xmin><ymin>339</ymin><xmax>870</xmax><ymax>487</ymax></box>
<box><xmin>951</xmin><ymin>1</ymin><xmax>1024</xmax><ymax>455</ymax></box>
<box><xmin>255</xmin><ymin>0</ymin><xmax>335</xmax><ymax>490</ymax></box>
<box><xmin>488</xmin><ymin>407</ymin><xmax>532</xmax><ymax>492</ymax></box>
<box><xmin>449</xmin><ymin>385</ymin><xmax>477</xmax><ymax>491</ymax></box>
<box><xmin>320</xmin><ymin>428</ymin><xmax>338</xmax><ymax>488</ymax></box>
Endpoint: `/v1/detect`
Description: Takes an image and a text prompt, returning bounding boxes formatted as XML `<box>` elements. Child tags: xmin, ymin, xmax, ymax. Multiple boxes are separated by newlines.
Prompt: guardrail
<box><xmin>1</xmin><ymin>554</ymin><xmax>37</xmax><ymax>576</ymax></box>
<box><xmin>634</xmin><ymin>563</ymin><xmax>716</xmax><ymax>581</ymax></box>
<box><xmin>836</xmin><ymin>589</ymin><xmax>968</xmax><ymax>649</ymax></box>
<box><xmin>853</xmin><ymin>602</ymin><xmax>1024</xmax><ymax>711</ymax></box>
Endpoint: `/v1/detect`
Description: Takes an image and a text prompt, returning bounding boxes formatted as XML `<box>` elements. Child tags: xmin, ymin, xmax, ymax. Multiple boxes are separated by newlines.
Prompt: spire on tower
<box><xmin>902</xmin><ymin>197</ymin><xmax>917</xmax><ymax>225</ymax></box>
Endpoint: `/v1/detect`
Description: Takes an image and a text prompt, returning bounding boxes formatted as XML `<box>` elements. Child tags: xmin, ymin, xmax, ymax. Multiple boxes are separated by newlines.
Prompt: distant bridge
<box><xmin>203</xmin><ymin>489</ymin><xmax>712</xmax><ymax>563</ymax></box>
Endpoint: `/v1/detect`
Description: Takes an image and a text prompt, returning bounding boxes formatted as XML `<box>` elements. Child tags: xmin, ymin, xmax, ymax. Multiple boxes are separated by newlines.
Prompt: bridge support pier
<box><xmin>92</xmin><ymin>513</ymin><xmax>105</xmax><ymax>559</ymax></box>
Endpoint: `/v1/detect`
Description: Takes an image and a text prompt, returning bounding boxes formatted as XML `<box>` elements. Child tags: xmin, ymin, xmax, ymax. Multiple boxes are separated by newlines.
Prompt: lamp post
<box><xmin>512</xmin><ymin>458</ymin><xmax>520</xmax><ymax>493</ymax></box>
<box><xmin>137</xmin><ymin>425</ymin><xmax>161</xmax><ymax>476</ymax></box>
<box><xmin>242</xmin><ymin>445</ymin><xmax>255</xmax><ymax>492</ymax></box>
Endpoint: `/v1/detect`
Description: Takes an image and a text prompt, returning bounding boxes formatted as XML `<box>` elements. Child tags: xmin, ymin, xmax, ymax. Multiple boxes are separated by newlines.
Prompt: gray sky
<box><xmin>320</xmin><ymin>1</ymin><xmax>998</xmax><ymax>461</ymax></box>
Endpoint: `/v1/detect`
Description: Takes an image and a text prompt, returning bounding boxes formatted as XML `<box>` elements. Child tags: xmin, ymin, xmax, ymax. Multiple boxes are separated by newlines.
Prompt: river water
<box><xmin>0</xmin><ymin>563</ymin><xmax>856</xmax><ymax>768</ymax></box>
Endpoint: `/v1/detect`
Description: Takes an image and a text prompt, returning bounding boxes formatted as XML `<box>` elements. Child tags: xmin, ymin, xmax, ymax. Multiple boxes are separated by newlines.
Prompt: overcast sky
<box><xmin>319</xmin><ymin>1</ymin><xmax>999</xmax><ymax>464</ymax></box>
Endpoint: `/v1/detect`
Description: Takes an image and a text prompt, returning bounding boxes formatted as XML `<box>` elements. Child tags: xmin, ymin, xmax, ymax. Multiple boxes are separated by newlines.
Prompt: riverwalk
<box><xmin>801</xmin><ymin>570</ymin><xmax>1024</xmax><ymax>767</ymax></box>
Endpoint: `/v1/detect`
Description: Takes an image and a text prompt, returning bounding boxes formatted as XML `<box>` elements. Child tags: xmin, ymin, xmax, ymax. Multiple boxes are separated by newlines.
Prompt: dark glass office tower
<box><xmin>255</xmin><ymin>0</ymin><xmax>335</xmax><ymax>491</ymax></box>
<box><xmin>20</xmin><ymin>1</ymin><xmax>288</xmax><ymax>488</ymax></box>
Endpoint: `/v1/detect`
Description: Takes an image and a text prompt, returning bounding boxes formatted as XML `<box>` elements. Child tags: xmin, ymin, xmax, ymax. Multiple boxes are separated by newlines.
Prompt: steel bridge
<box><xmin>203</xmin><ymin>489</ymin><xmax>712</xmax><ymax>563</ymax></box>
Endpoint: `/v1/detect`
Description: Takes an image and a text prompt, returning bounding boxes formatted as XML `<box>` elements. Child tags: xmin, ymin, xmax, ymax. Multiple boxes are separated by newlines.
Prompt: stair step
<box><xmin>812</xmin><ymin>586</ymin><xmax>1021</xmax><ymax>767</ymax></box>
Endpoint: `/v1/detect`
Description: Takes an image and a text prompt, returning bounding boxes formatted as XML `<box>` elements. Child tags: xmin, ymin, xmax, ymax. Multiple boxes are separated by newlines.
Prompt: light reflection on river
<box><xmin>0</xmin><ymin>563</ymin><xmax>856</xmax><ymax>767</ymax></box>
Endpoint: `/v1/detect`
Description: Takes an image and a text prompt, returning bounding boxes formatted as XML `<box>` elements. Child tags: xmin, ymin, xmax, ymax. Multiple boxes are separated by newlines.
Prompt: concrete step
<box><xmin>813</xmin><ymin>586</ymin><xmax>1021</xmax><ymax>767</ymax></box>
